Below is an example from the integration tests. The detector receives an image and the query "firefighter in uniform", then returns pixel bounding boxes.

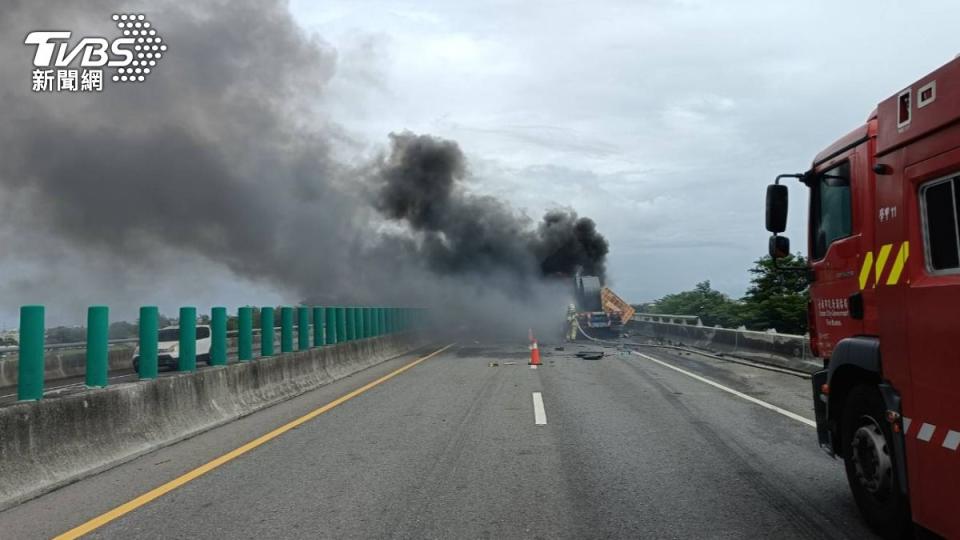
[566,303,578,341]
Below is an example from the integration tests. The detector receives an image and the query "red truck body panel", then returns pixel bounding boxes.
[809,57,960,537]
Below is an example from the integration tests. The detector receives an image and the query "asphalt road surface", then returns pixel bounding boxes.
[0,340,878,539]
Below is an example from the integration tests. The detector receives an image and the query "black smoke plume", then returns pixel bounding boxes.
[0,0,609,333]
[372,132,608,284]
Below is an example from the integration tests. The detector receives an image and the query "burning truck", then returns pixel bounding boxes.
[570,273,635,339]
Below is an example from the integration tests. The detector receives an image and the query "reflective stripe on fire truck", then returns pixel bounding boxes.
[874,244,893,286]
[902,417,960,451]
[944,431,960,451]
[857,241,910,289]
[886,241,909,285]
[858,251,874,290]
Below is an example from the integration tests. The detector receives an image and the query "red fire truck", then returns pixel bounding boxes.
[766,57,960,538]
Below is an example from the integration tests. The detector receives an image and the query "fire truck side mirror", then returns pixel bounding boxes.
[766,184,788,233]
[769,235,790,259]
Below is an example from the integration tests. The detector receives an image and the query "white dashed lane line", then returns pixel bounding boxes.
[532,392,547,425]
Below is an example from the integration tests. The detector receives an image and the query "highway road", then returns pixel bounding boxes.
[0,339,878,539]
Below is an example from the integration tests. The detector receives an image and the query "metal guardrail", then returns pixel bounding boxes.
[0,327,280,354]
[6,305,427,401]
[633,313,703,326]
[627,317,818,373]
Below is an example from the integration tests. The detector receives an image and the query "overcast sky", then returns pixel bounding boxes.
[289,0,960,302]
[2,0,959,328]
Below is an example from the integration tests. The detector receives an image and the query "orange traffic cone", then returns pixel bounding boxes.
[529,340,541,366]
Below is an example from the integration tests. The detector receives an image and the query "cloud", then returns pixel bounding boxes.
[4,0,960,327]
[294,0,960,302]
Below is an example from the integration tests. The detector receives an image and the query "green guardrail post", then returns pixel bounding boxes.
[359,307,366,338]
[356,307,363,339]
[179,307,197,372]
[261,307,274,356]
[298,306,310,350]
[18,305,45,401]
[238,306,253,361]
[372,307,380,337]
[281,307,294,353]
[86,305,109,388]
[313,307,324,347]
[211,306,227,366]
[138,306,159,379]
[324,307,336,345]
[355,307,363,340]
[335,307,345,344]
[347,307,354,340]
[385,307,392,334]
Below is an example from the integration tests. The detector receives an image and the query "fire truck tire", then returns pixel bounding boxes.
[840,385,911,539]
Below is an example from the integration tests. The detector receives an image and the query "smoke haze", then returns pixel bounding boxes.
[372,132,608,285]
[0,0,608,336]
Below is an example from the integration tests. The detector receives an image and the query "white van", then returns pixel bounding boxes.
[132,325,212,372]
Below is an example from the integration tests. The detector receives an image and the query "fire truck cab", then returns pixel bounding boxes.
[766,57,960,538]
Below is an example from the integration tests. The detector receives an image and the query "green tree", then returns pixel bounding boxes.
[649,280,743,328]
[45,326,86,344]
[740,253,809,335]
[108,321,138,339]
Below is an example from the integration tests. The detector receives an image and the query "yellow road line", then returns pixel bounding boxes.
[54,343,455,540]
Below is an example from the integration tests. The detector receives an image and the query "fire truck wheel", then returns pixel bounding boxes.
[840,385,911,539]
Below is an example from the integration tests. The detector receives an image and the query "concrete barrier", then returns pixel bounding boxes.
[0,332,428,511]
[627,319,821,374]
[0,330,306,388]
[0,346,136,388]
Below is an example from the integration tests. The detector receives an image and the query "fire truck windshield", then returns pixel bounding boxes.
[810,161,852,259]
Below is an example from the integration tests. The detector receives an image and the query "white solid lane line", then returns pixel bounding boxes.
[631,351,815,428]
[532,392,547,425]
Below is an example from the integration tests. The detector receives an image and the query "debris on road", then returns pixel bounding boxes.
[575,350,605,360]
